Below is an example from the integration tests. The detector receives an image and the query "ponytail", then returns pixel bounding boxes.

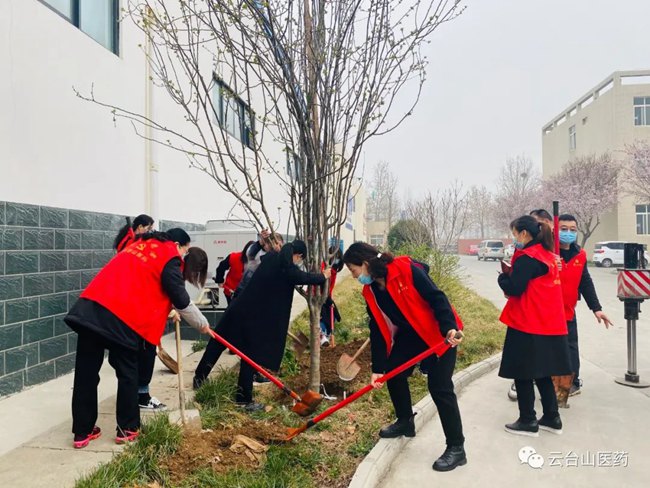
[510,215,554,252]
[113,217,133,251]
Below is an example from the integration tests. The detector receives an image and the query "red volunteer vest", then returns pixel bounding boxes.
[362,256,464,358]
[116,228,135,252]
[560,248,587,321]
[500,243,567,335]
[81,239,180,345]
[223,252,245,296]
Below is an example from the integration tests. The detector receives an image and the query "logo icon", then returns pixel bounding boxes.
[518,446,544,469]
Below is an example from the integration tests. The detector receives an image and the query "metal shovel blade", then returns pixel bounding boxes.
[337,353,361,382]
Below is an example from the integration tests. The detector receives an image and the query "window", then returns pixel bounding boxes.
[370,234,384,247]
[285,150,302,182]
[569,125,576,150]
[634,97,650,126]
[636,204,650,235]
[39,1,119,54]
[213,78,255,149]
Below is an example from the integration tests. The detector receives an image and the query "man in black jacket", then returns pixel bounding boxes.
[193,240,330,411]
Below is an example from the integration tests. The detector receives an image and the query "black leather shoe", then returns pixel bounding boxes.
[192,376,205,390]
[539,415,563,435]
[432,445,467,472]
[504,418,539,437]
[379,414,416,438]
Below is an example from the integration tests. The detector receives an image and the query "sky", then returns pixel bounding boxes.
[362,0,650,198]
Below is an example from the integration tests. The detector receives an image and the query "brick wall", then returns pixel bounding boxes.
[0,200,204,397]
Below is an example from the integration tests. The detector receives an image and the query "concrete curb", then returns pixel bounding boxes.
[348,352,503,488]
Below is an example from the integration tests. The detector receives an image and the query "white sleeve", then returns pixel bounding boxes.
[177,302,209,331]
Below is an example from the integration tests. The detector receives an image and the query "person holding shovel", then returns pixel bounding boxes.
[66,228,212,449]
[193,240,330,412]
[113,214,170,411]
[342,242,466,472]
[498,215,571,437]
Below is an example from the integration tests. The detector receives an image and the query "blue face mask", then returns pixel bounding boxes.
[559,230,577,245]
[514,241,525,250]
[357,274,373,285]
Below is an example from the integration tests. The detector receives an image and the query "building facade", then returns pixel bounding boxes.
[0,1,364,396]
[542,70,650,253]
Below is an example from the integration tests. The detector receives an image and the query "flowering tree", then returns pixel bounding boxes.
[542,154,620,248]
[623,141,650,203]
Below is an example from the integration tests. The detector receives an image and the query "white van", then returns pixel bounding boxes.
[477,240,505,261]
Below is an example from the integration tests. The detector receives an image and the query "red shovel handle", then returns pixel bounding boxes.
[206,329,301,403]
[553,201,560,255]
[307,335,459,427]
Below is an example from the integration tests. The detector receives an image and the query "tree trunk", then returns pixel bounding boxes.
[307,295,322,392]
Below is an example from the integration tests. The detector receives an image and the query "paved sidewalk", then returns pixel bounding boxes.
[377,257,650,487]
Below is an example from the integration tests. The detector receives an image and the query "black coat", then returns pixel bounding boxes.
[215,245,325,371]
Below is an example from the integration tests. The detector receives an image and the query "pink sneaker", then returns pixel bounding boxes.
[115,429,139,445]
[73,426,102,449]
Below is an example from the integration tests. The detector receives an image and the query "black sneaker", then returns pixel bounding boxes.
[236,402,266,413]
[139,396,167,411]
[432,445,467,472]
[379,413,416,438]
[539,415,563,435]
[192,376,205,390]
[504,419,539,437]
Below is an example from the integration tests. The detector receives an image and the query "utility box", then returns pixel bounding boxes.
[188,220,258,307]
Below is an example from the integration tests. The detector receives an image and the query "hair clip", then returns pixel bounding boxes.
[377,253,382,258]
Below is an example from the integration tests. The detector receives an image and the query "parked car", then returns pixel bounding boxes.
[504,244,515,260]
[478,240,505,261]
[468,244,479,256]
[593,241,649,268]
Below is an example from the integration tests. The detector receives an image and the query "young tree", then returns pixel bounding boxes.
[493,155,542,231]
[367,161,401,227]
[78,0,465,390]
[623,141,650,203]
[542,154,620,248]
[387,219,431,249]
[405,181,469,252]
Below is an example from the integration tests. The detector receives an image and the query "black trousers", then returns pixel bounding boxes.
[194,338,255,403]
[72,330,139,436]
[137,340,157,393]
[386,347,465,447]
[567,318,580,387]
[514,377,559,423]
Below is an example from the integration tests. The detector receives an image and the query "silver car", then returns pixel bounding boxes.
[478,240,505,261]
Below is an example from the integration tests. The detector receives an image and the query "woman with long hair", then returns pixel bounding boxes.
[65,228,211,448]
[342,242,466,472]
[113,214,155,252]
[498,215,571,437]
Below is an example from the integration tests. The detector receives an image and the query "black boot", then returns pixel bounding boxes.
[432,445,467,472]
[379,413,416,438]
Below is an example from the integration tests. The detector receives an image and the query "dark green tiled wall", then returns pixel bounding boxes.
[0,200,204,397]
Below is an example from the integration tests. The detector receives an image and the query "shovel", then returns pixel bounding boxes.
[286,330,465,441]
[157,344,179,374]
[287,331,309,356]
[174,316,187,425]
[206,329,322,416]
[336,338,370,381]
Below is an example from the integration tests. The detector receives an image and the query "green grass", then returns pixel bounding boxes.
[192,340,208,353]
[75,415,181,488]
[76,245,505,488]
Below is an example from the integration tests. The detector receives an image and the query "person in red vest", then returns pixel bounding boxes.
[214,241,255,306]
[558,214,613,396]
[498,215,571,437]
[113,214,155,252]
[65,228,211,449]
[113,214,170,411]
[342,242,466,472]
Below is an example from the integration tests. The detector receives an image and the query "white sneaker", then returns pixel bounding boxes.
[139,396,167,411]
[320,335,330,347]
